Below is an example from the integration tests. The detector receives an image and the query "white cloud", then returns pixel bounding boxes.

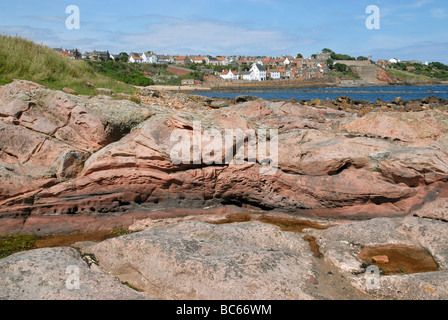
[22,15,66,23]
[431,8,448,18]
[406,0,432,8]
[117,16,309,55]
[365,38,448,63]
[0,25,63,43]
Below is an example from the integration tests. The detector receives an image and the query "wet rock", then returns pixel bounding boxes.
[393,97,404,105]
[307,216,448,299]
[234,95,258,103]
[372,255,389,264]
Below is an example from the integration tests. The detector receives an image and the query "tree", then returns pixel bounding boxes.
[430,62,448,71]
[74,48,81,59]
[331,52,355,60]
[187,63,198,71]
[334,63,348,73]
[180,71,202,81]
[119,52,129,62]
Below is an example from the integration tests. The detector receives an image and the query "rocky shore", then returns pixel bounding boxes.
[1,80,448,300]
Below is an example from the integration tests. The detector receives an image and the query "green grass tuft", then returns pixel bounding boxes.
[0,234,39,259]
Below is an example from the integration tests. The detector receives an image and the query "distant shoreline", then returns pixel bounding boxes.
[185,84,448,104]
[143,79,447,94]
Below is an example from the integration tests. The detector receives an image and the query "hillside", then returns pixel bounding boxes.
[0,35,136,95]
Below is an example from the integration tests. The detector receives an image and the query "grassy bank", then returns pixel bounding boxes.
[386,68,433,81]
[0,35,136,95]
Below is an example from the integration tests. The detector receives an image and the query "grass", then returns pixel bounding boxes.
[0,227,133,259]
[0,34,137,95]
[330,71,360,80]
[386,68,433,80]
[0,234,39,259]
[87,61,154,86]
[386,62,448,80]
[110,226,132,237]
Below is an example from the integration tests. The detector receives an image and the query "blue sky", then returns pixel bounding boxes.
[0,0,447,63]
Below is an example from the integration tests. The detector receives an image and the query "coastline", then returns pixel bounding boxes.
[142,77,446,95]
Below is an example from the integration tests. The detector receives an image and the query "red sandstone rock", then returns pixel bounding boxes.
[372,255,390,264]
[1,80,448,234]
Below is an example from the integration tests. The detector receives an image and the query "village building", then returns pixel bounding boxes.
[175,56,193,65]
[238,71,252,81]
[377,59,389,68]
[217,57,228,65]
[250,63,267,81]
[157,55,172,64]
[129,52,144,63]
[269,69,281,79]
[207,57,220,66]
[219,69,238,80]
[192,57,207,64]
[181,79,196,86]
[141,52,158,63]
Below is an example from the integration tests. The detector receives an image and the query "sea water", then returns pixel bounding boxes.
[191,85,448,102]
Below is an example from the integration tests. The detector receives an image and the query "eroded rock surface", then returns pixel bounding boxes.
[85,220,316,300]
[0,246,150,300]
[307,216,448,299]
[1,80,448,235]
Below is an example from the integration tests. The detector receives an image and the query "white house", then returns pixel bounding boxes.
[238,71,251,80]
[141,52,158,63]
[250,63,266,81]
[157,55,172,64]
[217,57,228,66]
[219,69,238,80]
[192,57,207,64]
[269,69,281,79]
[129,53,144,63]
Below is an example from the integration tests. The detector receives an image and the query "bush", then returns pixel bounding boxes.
[330,52,356,61]
[334,63,348,73]
[180,71,203,81]
[88,61,154,86]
